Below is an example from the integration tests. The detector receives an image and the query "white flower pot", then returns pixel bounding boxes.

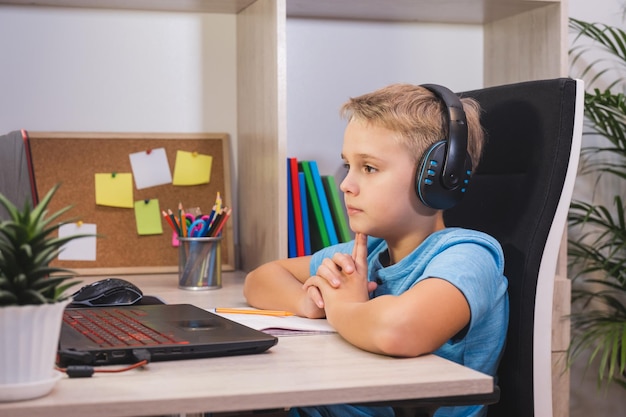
[0,300,69,401]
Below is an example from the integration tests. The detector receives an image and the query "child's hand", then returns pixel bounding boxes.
[303,233,375,308]
[298,286,327,318]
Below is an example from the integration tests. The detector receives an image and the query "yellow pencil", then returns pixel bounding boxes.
[215,308,293,317]
[215,191,222,213]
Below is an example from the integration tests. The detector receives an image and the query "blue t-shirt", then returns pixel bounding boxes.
[290,228,509,417]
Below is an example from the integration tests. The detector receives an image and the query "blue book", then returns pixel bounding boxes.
[309,160,339,245]
[287,158,296,258]
[299,172,312,255]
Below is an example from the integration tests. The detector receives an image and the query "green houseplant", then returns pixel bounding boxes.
[0,184,90,401]
[567,17,626,389]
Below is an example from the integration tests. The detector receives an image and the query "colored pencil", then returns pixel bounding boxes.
[215,191,222,213]
[162,210,179,234]
[214,308,293,317]
[210,207,231,237]
[178,202,186,237]
[167,209,181,235]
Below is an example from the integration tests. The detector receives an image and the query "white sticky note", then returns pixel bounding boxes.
[129,148,173,190]
[58,223,97,261]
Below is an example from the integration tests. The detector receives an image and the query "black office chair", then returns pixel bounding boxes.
[360,78,582,417]
[0,129,39,220]
[444,78,583,417]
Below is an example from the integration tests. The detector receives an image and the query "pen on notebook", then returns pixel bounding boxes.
[214,308,294,317]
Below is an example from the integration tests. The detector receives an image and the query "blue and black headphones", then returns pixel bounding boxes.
[415,84,472,210]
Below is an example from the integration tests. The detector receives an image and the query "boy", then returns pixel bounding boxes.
[243,83,509,417]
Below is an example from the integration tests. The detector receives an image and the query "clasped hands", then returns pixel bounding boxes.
[302,233,378,316]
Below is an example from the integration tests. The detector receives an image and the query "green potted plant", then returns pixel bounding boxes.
[0,184,91,401]
[567,17,626,389]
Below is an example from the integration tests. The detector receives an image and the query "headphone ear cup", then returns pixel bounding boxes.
[416,141,471,210]
[418,83,472,210]
[416,141,446,208]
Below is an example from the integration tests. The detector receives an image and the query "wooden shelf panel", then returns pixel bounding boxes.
[0,0,257,14]
[1,0,560,24]
[287,0,558,25]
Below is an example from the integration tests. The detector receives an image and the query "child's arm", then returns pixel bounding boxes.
[304,233,470,357]
[243,255,326,318]
[324,279,470,357]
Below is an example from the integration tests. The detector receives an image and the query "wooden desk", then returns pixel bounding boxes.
[0,272,494,417]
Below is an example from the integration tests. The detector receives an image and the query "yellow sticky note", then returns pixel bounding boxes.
[95,173,134,208]
[134,199,163,236]
[173,150,213,186]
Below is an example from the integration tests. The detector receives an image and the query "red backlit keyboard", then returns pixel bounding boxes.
[64,309,187,348]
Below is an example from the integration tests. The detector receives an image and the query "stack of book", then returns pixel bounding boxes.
[287,157,352,257]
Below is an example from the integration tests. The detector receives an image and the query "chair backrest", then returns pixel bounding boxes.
[444,78,583,417]
[0,129,39,220]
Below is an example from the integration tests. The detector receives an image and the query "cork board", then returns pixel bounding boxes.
[26,132,235,276]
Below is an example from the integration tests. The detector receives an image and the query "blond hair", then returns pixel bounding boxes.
[340,83,485,169]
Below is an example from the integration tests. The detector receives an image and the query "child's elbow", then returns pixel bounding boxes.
[242,268,260,304]
[373,316,434,358]
[375,333,429,358]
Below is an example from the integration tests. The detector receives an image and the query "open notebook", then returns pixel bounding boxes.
[213,308,336,336]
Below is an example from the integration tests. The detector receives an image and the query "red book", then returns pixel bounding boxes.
[289,157,305,256]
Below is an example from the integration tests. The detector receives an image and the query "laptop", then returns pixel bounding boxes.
[58,304,278,366]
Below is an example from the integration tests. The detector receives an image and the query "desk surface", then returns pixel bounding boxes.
[0,272,494,417]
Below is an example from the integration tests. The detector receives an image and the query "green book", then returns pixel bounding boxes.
[299,161,330,251]
[322,175,352,243]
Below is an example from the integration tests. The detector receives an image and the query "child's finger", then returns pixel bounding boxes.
[307,286,325,308]
[303,276,328,308]
[351,233,359,259]
[352,232,368,268]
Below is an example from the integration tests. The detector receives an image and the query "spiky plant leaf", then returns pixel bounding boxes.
[0,184,95,306]
[0,290,18,305]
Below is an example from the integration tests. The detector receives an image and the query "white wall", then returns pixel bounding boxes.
[286,18,483,178]
[570,0,624,24]
[0,6,237,135]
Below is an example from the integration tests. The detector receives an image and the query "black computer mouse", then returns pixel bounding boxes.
[71,278,143,307]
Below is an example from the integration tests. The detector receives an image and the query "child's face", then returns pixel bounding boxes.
[340,119,424,239]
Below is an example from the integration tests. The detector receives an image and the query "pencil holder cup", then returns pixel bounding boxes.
[177,236,222,290]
